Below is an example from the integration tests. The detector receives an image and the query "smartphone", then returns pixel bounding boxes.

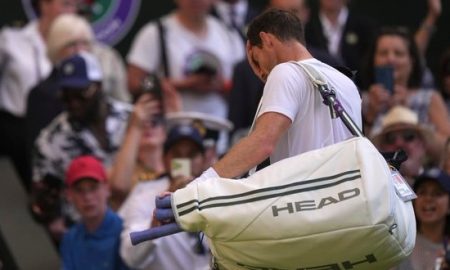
[142,73,163,101]
[141,74,165,122]
[374,65,394,94]
[170,158,191,178]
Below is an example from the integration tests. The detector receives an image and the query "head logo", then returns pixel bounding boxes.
[21,0,141,45]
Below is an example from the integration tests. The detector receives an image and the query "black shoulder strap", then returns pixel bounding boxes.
[156,18,169,78]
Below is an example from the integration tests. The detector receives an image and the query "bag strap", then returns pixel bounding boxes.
[156,18,169,78]
[295,61,364,137]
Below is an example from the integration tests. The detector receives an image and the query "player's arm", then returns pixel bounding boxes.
[212,111,291,178]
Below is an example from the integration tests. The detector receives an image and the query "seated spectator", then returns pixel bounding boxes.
[0,0,77,191]
[166,111,233,170]
[211,0,262,40]
[109,77,181,209]
[119,124,210,270]
[396,168,450,270]
[30,52,131,244]
[27,13,130,155]
[371,106,440,185]
[361,26,450,146]
[60,155,128,270]
[127,0,245,155]
[304,0,377,86]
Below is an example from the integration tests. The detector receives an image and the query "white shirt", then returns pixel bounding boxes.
[257,58,362,164]
[319,7,349,57]
[127,13,245,153]
[118,177,211,270]
[0,21,52,116]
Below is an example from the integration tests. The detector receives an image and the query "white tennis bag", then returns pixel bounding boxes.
[171,63,416,270]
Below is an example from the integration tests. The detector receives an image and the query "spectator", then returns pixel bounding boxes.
[304,0,377,85]
[126,0,245,154]
[371,106,440,185]
[109,84,181,209]
[0,0,77,191]
[165,111,234,170]
[60,155,128,270]
[362,26,450,146]
[396,168,450,270]
[26,14,130,171]
[211,0,262,40]
[30,52,131,244]
[119,124,210,270]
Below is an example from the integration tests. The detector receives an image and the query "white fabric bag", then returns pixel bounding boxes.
[171,62,416,270]
[172,137,415,270]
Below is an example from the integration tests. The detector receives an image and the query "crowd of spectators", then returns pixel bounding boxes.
[1,0,450,269]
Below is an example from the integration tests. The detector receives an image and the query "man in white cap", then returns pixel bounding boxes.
[371,105,440,185]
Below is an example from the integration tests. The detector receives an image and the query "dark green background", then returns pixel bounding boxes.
[0,0,449,81]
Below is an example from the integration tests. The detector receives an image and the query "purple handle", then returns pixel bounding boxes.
[155,195,172,209]
[130,222,182,245]
[155,208,175,221]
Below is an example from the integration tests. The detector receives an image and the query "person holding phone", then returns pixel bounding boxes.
[109,79,181,210]
[118,123,210,270]
[361,27,450,148]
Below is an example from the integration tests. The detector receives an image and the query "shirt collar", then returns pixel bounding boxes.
[82,208,117,238]
[319,6,349,32]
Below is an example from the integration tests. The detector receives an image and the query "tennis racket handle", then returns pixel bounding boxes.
[130,222,182,245]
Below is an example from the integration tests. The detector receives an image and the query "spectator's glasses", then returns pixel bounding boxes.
[383,129,419,145]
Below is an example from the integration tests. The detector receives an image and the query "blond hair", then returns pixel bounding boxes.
[46,14,94,64]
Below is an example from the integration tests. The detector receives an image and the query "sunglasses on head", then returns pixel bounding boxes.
[383,129,419,145]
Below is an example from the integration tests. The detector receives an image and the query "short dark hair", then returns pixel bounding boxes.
[246,8,306,47]
[362,26,423,89]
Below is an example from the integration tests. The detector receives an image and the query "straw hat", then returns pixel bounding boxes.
[370,106,434,148]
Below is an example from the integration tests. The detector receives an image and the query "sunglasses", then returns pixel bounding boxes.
[383,129,419,145]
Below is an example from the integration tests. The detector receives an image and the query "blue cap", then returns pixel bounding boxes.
[58,51,102,89]
[164,124,204,153]
[414,168,450,193]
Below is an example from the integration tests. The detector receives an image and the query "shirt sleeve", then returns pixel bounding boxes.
[118,183,163,268]
[257,63,307,122]
[126,22,160,73]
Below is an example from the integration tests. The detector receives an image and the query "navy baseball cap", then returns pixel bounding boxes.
[58,51,102,89]
[413,168,450,193]
[164,124,205,153]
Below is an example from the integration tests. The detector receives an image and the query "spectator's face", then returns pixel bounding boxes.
[374,35,412,86]
[414,180,449,226]
[61,83,100,123]
[67,179,109,221]
[164,139,205,178]
[379,127,426,179]
[140,120,166,148]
